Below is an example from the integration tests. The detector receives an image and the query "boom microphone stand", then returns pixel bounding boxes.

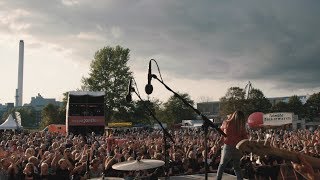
[130,86,175,179]
[150,74,227,180]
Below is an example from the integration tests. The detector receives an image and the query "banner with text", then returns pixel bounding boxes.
[108,122,132,127]
[263,112,293,126]
[68,116,105,126]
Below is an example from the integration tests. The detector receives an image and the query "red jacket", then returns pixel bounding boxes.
[221,120,248,147]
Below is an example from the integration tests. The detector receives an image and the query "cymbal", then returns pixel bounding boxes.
[112,159,165,171]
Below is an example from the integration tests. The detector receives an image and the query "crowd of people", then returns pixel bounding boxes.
[0,118,320,179]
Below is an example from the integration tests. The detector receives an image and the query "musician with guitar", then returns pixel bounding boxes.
[236,136,320,180]
[291,154,320,180]
[216,110,248,180]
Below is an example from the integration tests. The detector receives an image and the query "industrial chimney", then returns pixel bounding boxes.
[15,40,24,107]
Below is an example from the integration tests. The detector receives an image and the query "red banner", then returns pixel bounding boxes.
[68,116,105,126]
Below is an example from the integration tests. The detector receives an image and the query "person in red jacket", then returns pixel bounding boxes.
[216,110,248,180]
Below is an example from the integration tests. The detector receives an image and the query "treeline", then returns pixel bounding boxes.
[219,87,320,122]
[1,45,319,128]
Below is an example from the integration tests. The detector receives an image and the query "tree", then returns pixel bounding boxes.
[245,88,272,115]
[270,101,289,113]
[39,93,67,129]
[15,107,37,128]
[161,93,195,124]
[40,104,64,129]
[81,45,133,122]
[287,95,304,117]
[131,98,162,125]
[1,110,14,123]
[58,92,68,123]
[304,92,320,121]
[219,87,246,117]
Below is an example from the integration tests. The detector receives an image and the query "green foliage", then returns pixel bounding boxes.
[15,107,37,127]
[219,87,271,117]
[270,101,289,112]
[40,103,65,129]
[81,45,133,122]
[131,99,161,125]
[1,105,15,123]
[287,95,304,117]
[219,87,246,117]
[304,92,320,121]
[2,107,48,128]
[245,88,272,115]
[0,110,13,123]
[161,93,195,124]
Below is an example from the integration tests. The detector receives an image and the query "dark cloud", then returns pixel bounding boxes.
[1,0,319,92]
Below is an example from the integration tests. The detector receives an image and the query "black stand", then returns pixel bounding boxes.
[131,88,175,179]
[151,74,227,180]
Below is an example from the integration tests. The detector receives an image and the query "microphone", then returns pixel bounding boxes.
[126,78,133,102]
[145,60,153,94]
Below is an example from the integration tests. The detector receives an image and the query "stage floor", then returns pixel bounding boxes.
[91,173,237,180]
[90,173,239,179]
[159,173,238,180]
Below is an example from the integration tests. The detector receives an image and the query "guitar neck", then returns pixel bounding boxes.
[236,139,320,169]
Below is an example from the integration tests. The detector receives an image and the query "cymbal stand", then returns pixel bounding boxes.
[151,74,227,180]
[131,87,175,179]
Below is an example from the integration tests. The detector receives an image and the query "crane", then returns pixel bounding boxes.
[244,81,253,99]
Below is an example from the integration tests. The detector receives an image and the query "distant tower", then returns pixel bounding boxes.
[244,81,253,99]
[15,40,24,107]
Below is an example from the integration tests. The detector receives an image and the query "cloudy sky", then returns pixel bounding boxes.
[1,0,319,105]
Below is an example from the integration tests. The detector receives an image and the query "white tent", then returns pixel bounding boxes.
[0,114,21,130]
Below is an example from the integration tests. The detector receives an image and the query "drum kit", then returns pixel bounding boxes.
[90,159,165,180]
[112,159,165,171]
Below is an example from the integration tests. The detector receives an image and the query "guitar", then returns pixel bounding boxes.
[236,139,320,169]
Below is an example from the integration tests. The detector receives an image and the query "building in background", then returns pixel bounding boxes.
[27,93,62,110]
[196,101,221,122]
[24,93,62,126]
[1,94,62,126]
[267,95,309,106]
